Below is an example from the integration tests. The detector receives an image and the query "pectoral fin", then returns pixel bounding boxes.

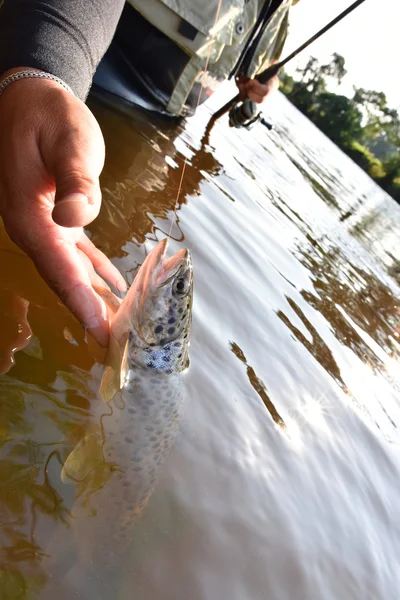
[94,282,130,403]
[100,365,121,403]
[61,425,103,484]
[100,334,129,403]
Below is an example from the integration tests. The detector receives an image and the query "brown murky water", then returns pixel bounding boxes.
[1,84,400,599]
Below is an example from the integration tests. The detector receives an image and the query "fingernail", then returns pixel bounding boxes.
[82,297,109,347]
[53,194,98,227]
[115,279,127,293]
[58,193,89,205]
[81,295,109,347]
[85,325,110,348]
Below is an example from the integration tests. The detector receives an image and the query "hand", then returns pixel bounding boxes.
[236,73,279,104]
[0,68,126,347]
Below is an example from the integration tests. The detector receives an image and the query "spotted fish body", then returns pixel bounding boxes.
[61,239,193,566]
[100,238,192,401]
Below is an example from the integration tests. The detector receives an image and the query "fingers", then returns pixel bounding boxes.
[77,248,113,292]
[247,90,266,103]
[246,79,273,103]
[77,234,127,292]
[237,75,280,104]
[30,236,111,347]
[235,75,249,101]
[0,78,112,345]
[40,90,106,229]
[52,188,102,229]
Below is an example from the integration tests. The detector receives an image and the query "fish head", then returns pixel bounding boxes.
[131,239,193,370]
[99,239,193,402]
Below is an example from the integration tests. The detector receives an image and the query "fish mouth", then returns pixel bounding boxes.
[134,239,191,293]
[149,239,191,284]
[160,247,191,282]
[150,237,169,264]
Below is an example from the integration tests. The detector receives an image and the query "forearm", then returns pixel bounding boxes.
[0,0,126,100]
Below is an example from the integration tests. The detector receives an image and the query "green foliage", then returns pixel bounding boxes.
[288,84,316,114]
[296,52,347,93]
[279,71,295,96]
[311,93,363,147]
[381,153,400,179]
[346,142,386,178]
[366,134,396,160]
[279,55,400,203]
[352,87,400,155]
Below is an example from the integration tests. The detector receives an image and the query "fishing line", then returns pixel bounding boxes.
[167,0,224,240]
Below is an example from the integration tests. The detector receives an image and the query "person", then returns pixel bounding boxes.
[0,0,299,347]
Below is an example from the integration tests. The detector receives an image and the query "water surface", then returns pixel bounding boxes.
[1,85,400,599]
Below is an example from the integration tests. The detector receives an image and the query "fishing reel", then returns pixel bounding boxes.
[228,99,273,131]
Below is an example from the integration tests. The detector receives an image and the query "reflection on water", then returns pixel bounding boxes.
[0,289,32,376]
[88,99,222,257]
[1,86,400,599]
[277,295,348,391]
[230,341,286,429]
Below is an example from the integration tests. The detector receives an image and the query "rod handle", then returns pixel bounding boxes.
[256,62,282,84]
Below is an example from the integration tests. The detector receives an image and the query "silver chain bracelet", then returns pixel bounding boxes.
[0,70,74,98]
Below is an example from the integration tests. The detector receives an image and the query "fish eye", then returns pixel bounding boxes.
[174,278,186,294]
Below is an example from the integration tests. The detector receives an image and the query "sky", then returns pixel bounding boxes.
[283,0,400,109]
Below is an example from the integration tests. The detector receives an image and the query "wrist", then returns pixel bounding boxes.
[0,67,74,99]
[0,66,41,81]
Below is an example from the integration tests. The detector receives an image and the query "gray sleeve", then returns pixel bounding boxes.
[0,0,126,100]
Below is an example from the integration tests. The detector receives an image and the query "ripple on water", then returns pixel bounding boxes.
[0,87,400,599]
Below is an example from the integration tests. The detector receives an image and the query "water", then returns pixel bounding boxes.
[1,84,400,600]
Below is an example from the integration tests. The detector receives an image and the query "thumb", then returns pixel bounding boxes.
[43,98,105,228]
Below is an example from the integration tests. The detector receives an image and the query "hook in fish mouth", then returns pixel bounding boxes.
[144,239,192,284]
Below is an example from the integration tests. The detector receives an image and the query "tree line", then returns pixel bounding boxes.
[279,54,400,203]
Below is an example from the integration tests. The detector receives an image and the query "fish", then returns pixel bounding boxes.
[60,239,193,567]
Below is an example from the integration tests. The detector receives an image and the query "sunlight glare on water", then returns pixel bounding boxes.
[0,82,400,599]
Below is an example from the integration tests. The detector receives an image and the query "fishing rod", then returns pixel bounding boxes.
[210,0,367,131]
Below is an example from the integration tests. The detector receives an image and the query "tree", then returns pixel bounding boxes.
[353,87,400,143]
[280,52,400,203]
[278,70,295,95]
[295,53,347,95]
[296,56,319,84]
[310,92,363,148]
